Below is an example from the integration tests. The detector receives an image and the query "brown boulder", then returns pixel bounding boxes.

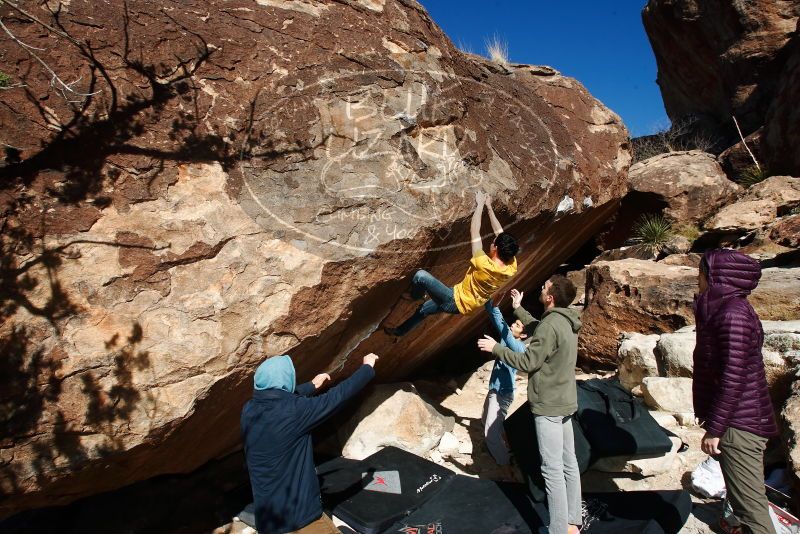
[0,0,630,517]
[705,176,800,233]
[580,260,697,366]
[642,0,800,135]
[718,129,764,180]
[770,215,800,248]
[628,151,738,225]
[580,259,800,365]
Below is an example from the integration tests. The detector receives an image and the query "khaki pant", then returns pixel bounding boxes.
[719,427,776,534]
[287,514,339,534]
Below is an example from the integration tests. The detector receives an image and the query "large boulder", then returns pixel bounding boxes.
[338,383,454,460]
[642,0,800,136]
[770,215,800,248]
[652,322,800,403]
[749,268,800,322]
[627,151,738,225]
[0,0,630,517]
[705,176,800,233]
[581,260,800,365]
[579,260,697,366]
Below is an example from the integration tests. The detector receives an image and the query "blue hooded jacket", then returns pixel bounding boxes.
[241,356,375,533]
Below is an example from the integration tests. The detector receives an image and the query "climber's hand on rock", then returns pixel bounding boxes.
[311,373,331,389]
[475,190,486,208]
[477,334,497,353]
[363,353,379,367]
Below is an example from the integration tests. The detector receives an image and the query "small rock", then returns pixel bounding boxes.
[655,329,695,377]
[641,376,694,414]
[618,332,660,391]
[675,412,697,427]
[437,432,459,454]
[650,410,678,429]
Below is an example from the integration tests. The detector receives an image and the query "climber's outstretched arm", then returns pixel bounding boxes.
[471,191,486,256]
[485,195,503,236]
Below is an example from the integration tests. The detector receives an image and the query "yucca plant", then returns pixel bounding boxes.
[736,165,769,188]
[632,213,673,253]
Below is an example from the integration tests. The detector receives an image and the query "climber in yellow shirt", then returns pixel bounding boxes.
[384,191,518,337]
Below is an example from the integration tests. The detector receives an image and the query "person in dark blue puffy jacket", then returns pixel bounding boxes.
[241,353,378,533]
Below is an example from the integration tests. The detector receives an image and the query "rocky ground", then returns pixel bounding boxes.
[219,361,719,533]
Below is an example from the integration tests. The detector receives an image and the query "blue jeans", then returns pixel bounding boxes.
[393,270,459,336]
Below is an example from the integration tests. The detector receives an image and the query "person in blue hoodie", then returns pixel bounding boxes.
[241,353,378,534]
[483,288,534,466]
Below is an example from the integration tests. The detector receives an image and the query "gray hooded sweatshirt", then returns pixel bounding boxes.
[492,306,582,416]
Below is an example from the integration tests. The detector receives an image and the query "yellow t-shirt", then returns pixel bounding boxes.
[453,250,517,314]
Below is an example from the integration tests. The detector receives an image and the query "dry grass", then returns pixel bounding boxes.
[673,223,701,243]
[485,35,509,65]
[631,116,722,163]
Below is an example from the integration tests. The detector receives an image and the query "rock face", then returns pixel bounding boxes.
[642,0,800,136]
[618,333,660,392]
[628,151,738,225]
[338,383,453,460]
[580,260,697,366]
[581,259,800,365]
[641,377,694,415]
[706,176,800,233]
[770,215,800,248]
[783,377,800,486]
[0,0,630,517]
[655,328,696,378]
[624,322,800,405]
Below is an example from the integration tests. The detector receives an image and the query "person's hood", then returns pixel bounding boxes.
[254,354,295,393]
[695,249,761,326]
[703,248,761,293]
[543,307,582,333]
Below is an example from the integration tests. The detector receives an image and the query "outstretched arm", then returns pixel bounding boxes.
[471,191,486,256]
[485,195,503,236]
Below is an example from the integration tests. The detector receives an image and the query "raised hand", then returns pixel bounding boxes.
[311,373,331,389]
[477,334,498,353]
[510,288,524,309]
[485,194,492,208]
[362,353,379,367]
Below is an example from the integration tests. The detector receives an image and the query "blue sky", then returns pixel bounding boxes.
[419,0,668,137]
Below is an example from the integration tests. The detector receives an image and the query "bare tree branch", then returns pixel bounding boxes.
[0,17,100,102]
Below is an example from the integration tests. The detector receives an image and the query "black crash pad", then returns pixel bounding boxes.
[318,446,455,534]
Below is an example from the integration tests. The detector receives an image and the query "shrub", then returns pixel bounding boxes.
[0,72,11,88]
[632,213,673,252]
[736,165,770,188]
[485,36,509,66]
[631,116,722,163]
[673,223,701,242]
